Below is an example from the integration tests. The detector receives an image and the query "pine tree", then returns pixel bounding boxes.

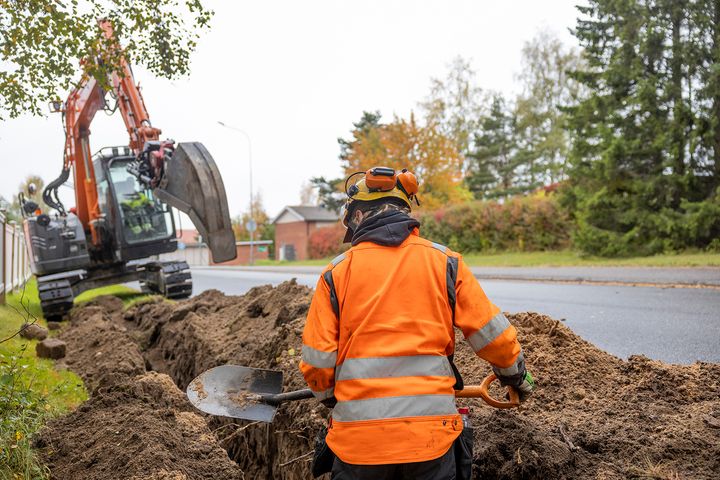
[466,94,520,198]
[566,0,720,256]
[515,30,584,188]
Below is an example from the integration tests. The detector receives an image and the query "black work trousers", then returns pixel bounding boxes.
[330,444,456,480]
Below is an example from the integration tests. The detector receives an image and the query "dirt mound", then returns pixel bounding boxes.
[457,313,720,479]
[57,301,146,392]
[37,372,243,480]
[42,283,720,480]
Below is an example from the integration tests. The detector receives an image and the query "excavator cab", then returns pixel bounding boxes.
[94,147,178,262]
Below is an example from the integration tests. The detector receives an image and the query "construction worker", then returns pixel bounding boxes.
[300,167,534,480]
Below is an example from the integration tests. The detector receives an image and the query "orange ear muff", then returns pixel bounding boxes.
[397,169,419,196]
[365,167,396,191]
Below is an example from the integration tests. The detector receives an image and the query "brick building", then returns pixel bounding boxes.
[164,229,273,265]
[211,240,273,265]
[272,206,339,261]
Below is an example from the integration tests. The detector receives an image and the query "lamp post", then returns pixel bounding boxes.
[217,121,255,265]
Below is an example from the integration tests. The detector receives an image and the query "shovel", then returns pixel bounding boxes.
[187,365,520,423]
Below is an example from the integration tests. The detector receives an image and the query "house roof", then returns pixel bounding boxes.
[272,205,339,224]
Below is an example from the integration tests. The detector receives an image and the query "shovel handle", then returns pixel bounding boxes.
[454,373,520,409]
[261,388,314,405]
[263,375,520,409]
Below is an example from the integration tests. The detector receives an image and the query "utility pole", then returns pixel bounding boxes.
[217,121,255,265]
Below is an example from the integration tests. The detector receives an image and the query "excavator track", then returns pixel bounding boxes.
[37,277,75,322]
[141,261,193,300]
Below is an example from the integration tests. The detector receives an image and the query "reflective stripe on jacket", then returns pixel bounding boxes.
[299,229,522,465]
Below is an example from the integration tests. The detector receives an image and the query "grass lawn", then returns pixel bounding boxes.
[255,250,720,268]
[461,250,720,267]
[75,283,160,308]
[0,280,153,480]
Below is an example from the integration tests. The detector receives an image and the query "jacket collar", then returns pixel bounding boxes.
[349,210,421,247]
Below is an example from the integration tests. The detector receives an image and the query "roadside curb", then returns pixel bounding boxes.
[193,266,720,289]
[472,275,720,290]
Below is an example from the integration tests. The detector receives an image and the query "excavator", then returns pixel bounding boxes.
[20,20,237,321]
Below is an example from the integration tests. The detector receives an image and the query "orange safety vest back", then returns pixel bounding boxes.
[299,229,522,465]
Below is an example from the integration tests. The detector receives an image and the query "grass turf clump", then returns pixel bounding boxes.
[0,281,89,480]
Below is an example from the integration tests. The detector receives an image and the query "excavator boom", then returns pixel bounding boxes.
[24,19,238,320]
[43,19,236,264]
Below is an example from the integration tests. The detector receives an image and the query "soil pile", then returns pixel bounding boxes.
[39,282,720,480]
[38,372,243,480]
[57,296,145,391]
[454,312,720,479]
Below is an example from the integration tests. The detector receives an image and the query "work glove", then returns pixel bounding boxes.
[320,396,337,409]
[495,367,535,402]
[515,370,535,402]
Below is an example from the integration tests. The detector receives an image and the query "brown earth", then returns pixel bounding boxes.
[37,372,243,480]
[38,281,720,480]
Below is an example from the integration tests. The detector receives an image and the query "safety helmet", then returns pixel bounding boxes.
[341,167,420,227]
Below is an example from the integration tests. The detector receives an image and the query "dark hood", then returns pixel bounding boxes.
[346,209,420,247]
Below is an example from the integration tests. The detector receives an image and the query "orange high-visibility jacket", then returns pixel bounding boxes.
[299,229,523,465]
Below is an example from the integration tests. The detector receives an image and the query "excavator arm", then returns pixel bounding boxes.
[44,20,236,263]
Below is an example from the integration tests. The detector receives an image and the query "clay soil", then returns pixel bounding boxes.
[37,281,720,480]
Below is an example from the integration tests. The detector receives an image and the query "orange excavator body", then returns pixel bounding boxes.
[22,19,236,321]
[62,20,163,245]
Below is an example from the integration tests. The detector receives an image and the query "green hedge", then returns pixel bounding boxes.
[572,191,720,257]
[418,195,572,253]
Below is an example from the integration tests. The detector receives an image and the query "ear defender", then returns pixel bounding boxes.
[342,166,421,217]
[396,169,418,196]
[396,169,420,206]
[365,167,397,192]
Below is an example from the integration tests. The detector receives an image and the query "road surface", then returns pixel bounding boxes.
[204,265,720,287]
[190,267,720,365]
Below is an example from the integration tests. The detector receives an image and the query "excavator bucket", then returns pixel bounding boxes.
[155,142,237,263]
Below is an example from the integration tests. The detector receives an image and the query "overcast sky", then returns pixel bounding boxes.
[0,0,583,220]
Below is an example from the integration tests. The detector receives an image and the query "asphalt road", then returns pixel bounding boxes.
[190,268,720,365]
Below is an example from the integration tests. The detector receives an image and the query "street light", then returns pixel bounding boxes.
[217,121,255,266]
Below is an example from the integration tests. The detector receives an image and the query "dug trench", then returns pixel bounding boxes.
[36,281,720,479]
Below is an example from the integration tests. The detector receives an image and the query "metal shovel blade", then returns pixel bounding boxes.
[186,365,283,422]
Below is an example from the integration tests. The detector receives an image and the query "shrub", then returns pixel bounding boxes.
[308,222,346,259]
[571,188,720,257]
[418,195,572,253]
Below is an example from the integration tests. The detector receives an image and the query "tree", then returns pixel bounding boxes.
[565,0,720,256]
[309,177,345,213]
[0,195,18,221]
[420,56,488,161]
[689,0,720,192]
[466,94,521,198]
[0,1,213,118]
[299,181,318,206]
[9,174,45,219]
[232,193,272,242]
[338,111,383,171]
[339,112,471,210]
[514,30,584,186]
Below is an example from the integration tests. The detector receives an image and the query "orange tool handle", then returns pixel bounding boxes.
[454,373,521,409]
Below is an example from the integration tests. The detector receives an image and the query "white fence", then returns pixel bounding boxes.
[160,244,210,266]
[1,213,32,304]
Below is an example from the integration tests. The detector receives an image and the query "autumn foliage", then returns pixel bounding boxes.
[306,195,570,259]
[308,222,346,259]
[340,112,472,210]
[418,194,571,253]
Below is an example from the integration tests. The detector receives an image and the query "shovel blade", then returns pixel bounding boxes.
[186,365,283,422]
